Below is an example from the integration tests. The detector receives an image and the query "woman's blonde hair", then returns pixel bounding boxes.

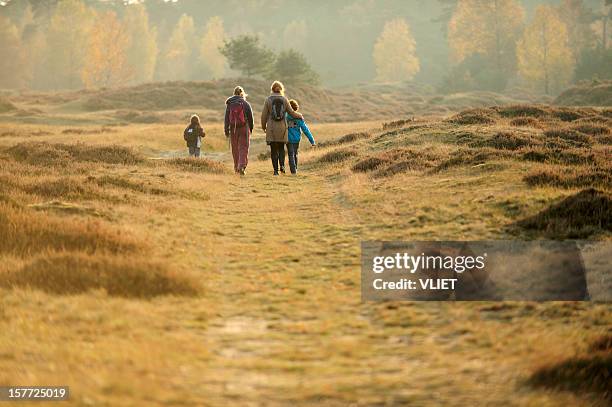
[234,86,247,97]
[271,81,284,95]
[190,114,200,126]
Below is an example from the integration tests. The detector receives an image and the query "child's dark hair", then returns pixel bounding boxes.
[190,114,201,126]
[289,99,299,111]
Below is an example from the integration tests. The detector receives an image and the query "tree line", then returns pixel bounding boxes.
[0,0,610,95]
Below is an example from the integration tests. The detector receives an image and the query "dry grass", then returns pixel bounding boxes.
[166,157,227,173]
[528,333,612,400]
[524,167,611,189]
[0,203,141,256]
[448,108,497,125]
[0,103,610,405]
[313,147,358,164]
[0,253,200,298]
[509,117,542,127]
[5,142,144,165]
[514,188,611,238]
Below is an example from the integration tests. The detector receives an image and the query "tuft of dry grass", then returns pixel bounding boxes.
[314,148,358,164]
[337,132,371,144]
[524,167,611,189]
[165,157,227,174]
[469,131,537,150]
[509,117,542,128]
[515,188,611,238]
[382,119,414,130]
[88,175,168,195]
[495,104,549,118]
[0,203,141,256]
[433,148,510,173]
[0,253,200,298]
[520,147,598,166]
[448,108,497,125]
[5,142,144,166]
[543,128,594,147]
[570,122,611,136]
[528,333,612,400]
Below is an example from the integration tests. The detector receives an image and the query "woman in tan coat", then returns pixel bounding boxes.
[261,81,303,175]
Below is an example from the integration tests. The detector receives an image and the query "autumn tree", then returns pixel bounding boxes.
[448,0,525,90]
[268,49,320,85]
[82,11,132,88]
[199,16,226,79]
[517,5,575,95]
[220,35,275,78]
[557,0,597,63]
[373,18,420,82]
[124,4,157,83]
[0,15,24,88]
[46,0,94,89]
[160,14,195,80]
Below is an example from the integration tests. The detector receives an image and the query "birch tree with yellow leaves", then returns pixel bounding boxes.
[373,18,420,82]
[82,11,132,88]
[448,0,525,90]
[199,16,226,79]
[517,5,575,95]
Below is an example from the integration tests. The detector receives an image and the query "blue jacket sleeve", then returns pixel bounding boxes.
[299,120,315,144]
[224,104,230,136]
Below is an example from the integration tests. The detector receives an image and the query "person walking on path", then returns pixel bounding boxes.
[225,86,254,175]
[260,81,303,176]
[184,114,206,158]
[285,99,316,174]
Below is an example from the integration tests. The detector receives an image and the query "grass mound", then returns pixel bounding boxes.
[433,148,510,172]
[5,143,144,166]
[543,128,594,147]
[23,177,101,200]
[523,167,611,189]
[0,96,17,113]
[516,189,611,238]
[88,175,168,195]
[509,117,541,127]
[338,132,371,144]
[0,203,141,256]
[166,157,227,174]
[314,148,358,164]
[570,122,610,136]
[382,119,414,130]
[528,335,611,400]
[448,108,497,125]
[520,148,597,166]
[494,104,549,118]
[554,80,612,106]
[469,132,537,150]
[352,157,386,173]
[0,253,200,298]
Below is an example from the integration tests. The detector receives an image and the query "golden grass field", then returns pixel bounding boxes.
[0,101,611,406]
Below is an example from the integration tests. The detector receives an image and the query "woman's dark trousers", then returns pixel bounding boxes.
[270,142,285,174]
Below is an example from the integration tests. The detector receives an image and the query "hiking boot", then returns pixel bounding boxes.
[273,171,279,176]
[239,168,246,176]
[280,166,286,174]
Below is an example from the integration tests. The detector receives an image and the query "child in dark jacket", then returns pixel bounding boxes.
[184,114,205,157]
[285,99,315,174]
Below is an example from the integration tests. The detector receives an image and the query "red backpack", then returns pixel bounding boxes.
[229,101,246,130]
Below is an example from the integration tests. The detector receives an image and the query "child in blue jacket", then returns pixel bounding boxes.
[285,99,315,174]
